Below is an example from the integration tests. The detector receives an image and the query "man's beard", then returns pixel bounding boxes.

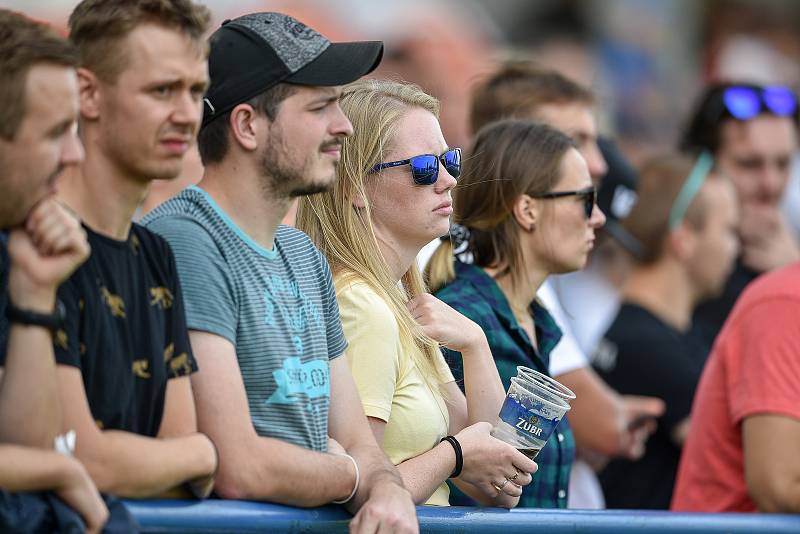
[258,138,336,199]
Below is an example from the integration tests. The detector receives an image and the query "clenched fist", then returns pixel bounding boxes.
[8,196,89,310]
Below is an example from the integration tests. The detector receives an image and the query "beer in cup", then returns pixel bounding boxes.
[491,372,572,460]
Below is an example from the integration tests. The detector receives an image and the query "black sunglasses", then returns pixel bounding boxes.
[369,148,461,185]
[533,187,598,218]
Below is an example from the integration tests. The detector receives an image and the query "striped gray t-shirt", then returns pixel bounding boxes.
[142,186,346,452]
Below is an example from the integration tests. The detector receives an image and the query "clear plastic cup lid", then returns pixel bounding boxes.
[516,365,576,400]
[509,376,571,413]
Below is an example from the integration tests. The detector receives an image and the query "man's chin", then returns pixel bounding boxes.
[141,159,184,182]
[288,172,336,198]
[289,182,333,197]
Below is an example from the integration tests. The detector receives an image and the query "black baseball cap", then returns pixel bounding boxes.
[596,137,643,258]
[201,12,384,128]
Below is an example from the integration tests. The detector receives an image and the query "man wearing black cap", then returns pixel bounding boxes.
[143,12,417,531]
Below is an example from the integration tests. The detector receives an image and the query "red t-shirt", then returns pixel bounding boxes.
[671,263,800,512]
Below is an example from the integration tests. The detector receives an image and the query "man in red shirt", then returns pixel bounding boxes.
[671,261,800,512]
[672,82,800,513]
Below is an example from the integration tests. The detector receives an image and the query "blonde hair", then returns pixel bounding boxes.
[296,79,447,393]
[426,119,575,293]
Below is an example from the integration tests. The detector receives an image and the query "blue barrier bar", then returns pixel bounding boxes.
[124,499,800,534]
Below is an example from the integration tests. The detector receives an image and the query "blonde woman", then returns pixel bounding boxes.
[297,80,536,507]
[426,119,606,508]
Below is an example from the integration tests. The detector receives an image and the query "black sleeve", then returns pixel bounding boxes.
[162,242,198,379]
[53,277,83,369]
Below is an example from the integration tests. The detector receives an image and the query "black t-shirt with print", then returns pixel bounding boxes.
[54,223,197,437]
[592,303,705,510]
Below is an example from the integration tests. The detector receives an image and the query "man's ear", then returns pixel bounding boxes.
[229,103,259,152]
[512,193,538,232]
[667,223,698,261]
[77,68,100,120]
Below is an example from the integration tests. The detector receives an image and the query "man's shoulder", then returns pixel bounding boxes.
[607,303,671,340]
[736,262,800,308]
[129,222,172,255]
[607,304,683,357]
[274,225,326,266]
[141,188,215,232]
[275,224,316,251]
[712,262,800,351]
[141,189,221,247]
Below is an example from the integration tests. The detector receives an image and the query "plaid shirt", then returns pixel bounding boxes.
[436,261,575,509]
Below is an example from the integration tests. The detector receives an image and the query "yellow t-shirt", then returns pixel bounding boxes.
[335,279,454,506]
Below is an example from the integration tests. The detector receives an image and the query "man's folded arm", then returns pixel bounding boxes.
[187,330,357,505]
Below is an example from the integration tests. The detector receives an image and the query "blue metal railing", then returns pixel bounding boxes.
[124,499,800,534]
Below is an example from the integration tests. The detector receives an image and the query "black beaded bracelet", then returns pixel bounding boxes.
[439,435,463,478]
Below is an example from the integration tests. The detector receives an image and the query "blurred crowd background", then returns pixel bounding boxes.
[9,0,800,149]
[7,0,800,222]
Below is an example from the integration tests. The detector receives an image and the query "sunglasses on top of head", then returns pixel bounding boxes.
[369,148,462,185]
[533,187,598,219]
[720,85,798,121]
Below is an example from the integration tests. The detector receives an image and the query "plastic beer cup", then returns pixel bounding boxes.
[491,375,571,460]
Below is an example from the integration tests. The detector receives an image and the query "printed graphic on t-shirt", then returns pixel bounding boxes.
[149,287,173,309]
[262,274,329,415]
[100,286,126,318]
[266,356,329,413]
[51,224,197,437]
[132,359,151,379]
[169,352,192,377]
[55,329,69,350]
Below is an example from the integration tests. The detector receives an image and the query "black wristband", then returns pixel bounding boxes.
[440,435,463,478]
[6,299,66,332]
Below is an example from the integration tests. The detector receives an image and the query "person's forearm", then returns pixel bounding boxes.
[460,338,506,425]
[76,431,215,498]
[557,367,624,455]
[0,289,62,446]
[214,435,358,506]
[743,414,800,513]
[0,444,80,491]
[751,475,800,513]
[379,441,453,505]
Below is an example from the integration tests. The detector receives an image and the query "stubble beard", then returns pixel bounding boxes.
[258,138,335,200]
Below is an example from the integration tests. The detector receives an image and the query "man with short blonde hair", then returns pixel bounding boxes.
[53,0,218,500]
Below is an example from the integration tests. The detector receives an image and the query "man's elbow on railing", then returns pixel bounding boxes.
[748,476,800,514]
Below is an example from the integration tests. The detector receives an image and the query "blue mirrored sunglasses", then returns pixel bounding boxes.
[723,85,798,120]
[369,148,461,185]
